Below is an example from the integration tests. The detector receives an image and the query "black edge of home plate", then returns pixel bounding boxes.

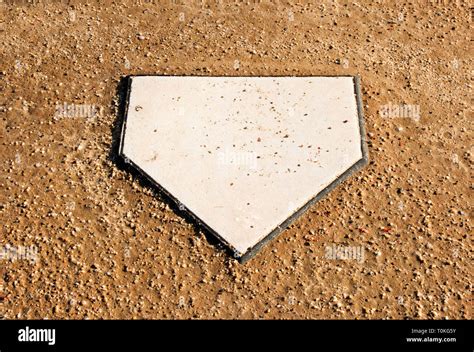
[117,75,369,264]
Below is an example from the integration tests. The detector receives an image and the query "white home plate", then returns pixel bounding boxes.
[119,76,368,262]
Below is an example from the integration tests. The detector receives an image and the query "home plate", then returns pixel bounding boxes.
[119,76,368,262]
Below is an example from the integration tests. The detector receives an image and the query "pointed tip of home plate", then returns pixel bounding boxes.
[119,75,368,262]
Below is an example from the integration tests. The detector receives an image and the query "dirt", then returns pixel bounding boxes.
[0,0,472,319]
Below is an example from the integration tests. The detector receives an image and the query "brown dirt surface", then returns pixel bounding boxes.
[0,0,472,319]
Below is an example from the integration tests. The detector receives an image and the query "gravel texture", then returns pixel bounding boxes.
[0,1,471,319]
